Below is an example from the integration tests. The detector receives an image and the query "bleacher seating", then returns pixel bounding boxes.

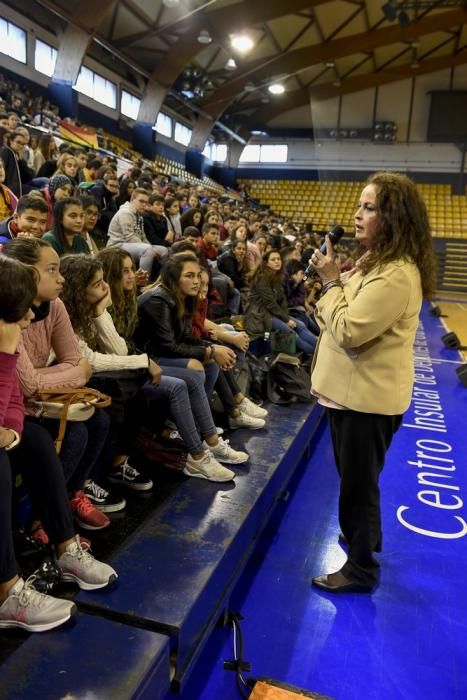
[238,178,467,238]
[0,403,325,697]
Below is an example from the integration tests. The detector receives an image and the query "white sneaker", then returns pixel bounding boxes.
[238,396,268,419]
[0,576,76,632]
[204,437,249,464]
[229,412,265,430]
[56,538,118,591]
[184,451,235,482]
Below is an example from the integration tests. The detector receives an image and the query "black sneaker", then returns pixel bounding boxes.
[107,459,153,491]
[83,480,126,513]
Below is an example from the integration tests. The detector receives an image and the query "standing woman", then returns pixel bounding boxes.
[43,197,90,256]
[309,172,437,593]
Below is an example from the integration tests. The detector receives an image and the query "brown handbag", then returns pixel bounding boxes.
[31,387,112,454]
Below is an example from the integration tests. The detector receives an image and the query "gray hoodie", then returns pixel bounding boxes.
[107,201,148,246]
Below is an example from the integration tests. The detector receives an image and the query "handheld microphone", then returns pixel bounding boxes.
[303,225,345,280]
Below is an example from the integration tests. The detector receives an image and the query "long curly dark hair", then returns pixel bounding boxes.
[97,248,137,342]
[360,172,437,298]
[59,254,102,350]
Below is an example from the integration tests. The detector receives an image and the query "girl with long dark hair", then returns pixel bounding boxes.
[136,254,249,467]
[244,249,317,354]
[43,197,90,256]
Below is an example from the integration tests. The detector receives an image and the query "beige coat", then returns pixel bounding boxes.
[311,259,422,415]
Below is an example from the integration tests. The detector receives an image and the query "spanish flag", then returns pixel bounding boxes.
[58,119,99,150]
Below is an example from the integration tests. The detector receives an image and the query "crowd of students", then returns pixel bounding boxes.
[0,75,361,635]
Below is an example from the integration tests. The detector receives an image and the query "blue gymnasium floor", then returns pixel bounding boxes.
[176,302,467,700]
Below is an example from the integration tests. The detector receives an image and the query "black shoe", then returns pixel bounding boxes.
[338,532,382,553]
[107,459,153,491]
[312,571,374,594]
[83,480,126,512]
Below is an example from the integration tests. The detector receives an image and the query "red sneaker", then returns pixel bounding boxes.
[69,491,110,531]
[30,522,49,546]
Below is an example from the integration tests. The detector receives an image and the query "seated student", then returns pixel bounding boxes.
[3,238,124,527]
[182,226,201,246]
[143,193,174,247]
[43,197,90,256]
[107,187,166,276]
[91,171,119,234]
[53,153,79,188]
[193,268,266,430]
[0,157,18,221]
[180,207,203,232]
[79,195,106,254]
[42,175,74,230]
[61,254,238,484]
[0,130,34,197]
[0,256,116,632]
[198,222,241,316]
[283,259,320,334]
[164,197,182,241]
[0,194,48,244]
[135,253,248,467]
[244,250,317,356]
[218,239,250,292]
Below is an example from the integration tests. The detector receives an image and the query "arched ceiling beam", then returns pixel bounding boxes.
[148,0,329,87]
[115,0,327,51]
[251,48,467,125]
[200,7,467,117]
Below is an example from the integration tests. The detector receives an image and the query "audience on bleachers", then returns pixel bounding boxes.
[0,70,370,631]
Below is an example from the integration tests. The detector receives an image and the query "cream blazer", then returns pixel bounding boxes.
[311,259,422,415]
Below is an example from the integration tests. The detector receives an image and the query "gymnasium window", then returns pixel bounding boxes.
[74,66,117,110]
[0,17,26,64]
[34,39,57,77]
[174,121,192,146]
[154,112,173,138]
[260,144,288,163]
[121,90,141,120]
[202,143,228,162]
[212,144,227,162]
[240,144,288,163]
[239,145,260,163]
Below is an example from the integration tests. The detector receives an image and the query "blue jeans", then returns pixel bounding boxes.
[271,317,317,354]
[142,371,216,456]
[158,357,219,397]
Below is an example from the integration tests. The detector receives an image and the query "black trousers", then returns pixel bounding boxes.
[327,408,402,586]
[1,422,75,584]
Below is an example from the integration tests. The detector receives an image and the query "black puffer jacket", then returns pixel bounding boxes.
[135,285,210,361]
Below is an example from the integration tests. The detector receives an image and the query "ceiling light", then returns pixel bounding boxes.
[231,34,254,53]
[198,29,212,44]
[225,58,237,70]
[268,83,285,95]
[325,61,336,68]
[162,0,181,7]
[244,82,256,92]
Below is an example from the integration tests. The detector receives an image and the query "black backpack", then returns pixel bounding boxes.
[267,354,313,404]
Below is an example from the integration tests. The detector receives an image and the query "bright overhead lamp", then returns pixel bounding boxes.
[268,83,285,95]
[162,0,181,7]
[231,34,254,53]
[198,29,212,44]
[225,58,237,70]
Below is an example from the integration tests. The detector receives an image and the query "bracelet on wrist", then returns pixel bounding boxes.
[321,279,343,296]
